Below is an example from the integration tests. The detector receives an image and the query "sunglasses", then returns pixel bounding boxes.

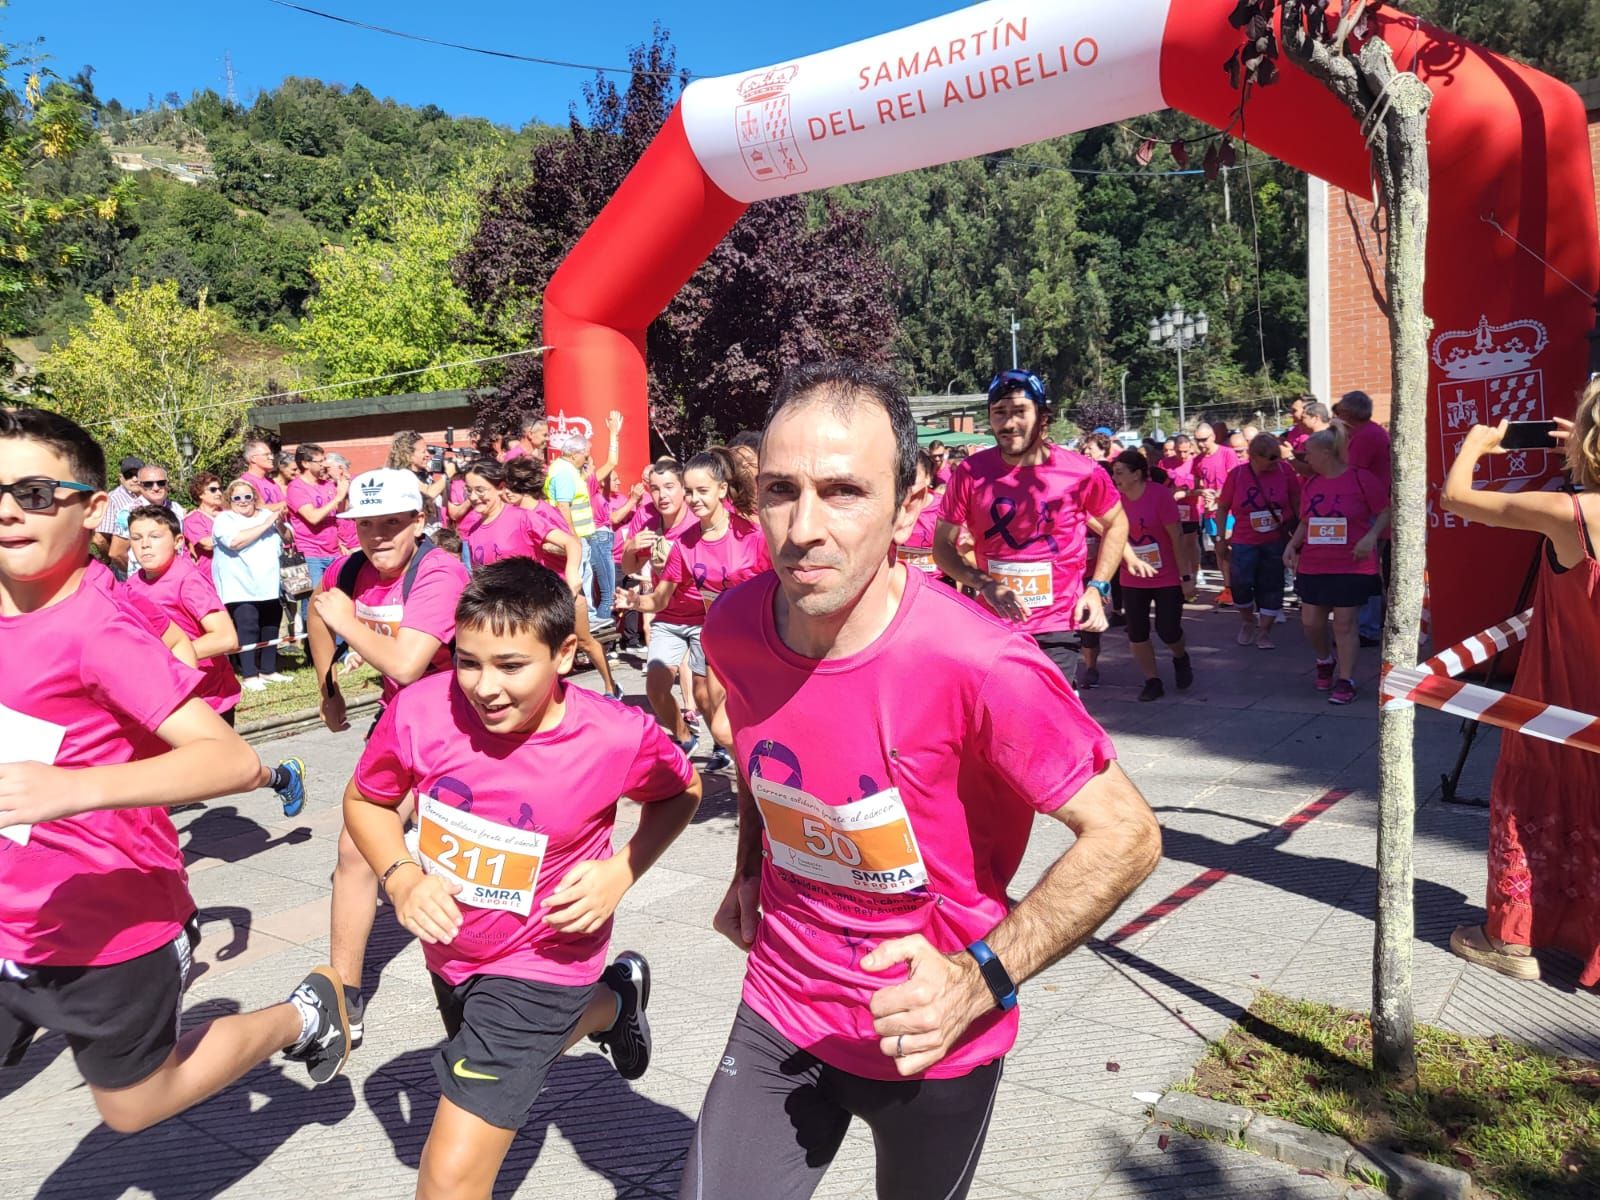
[1256,454,1281,463]
[204,484,223,493]
[142,479,169,488]
[229,494,256,503]
[0,476,96,512]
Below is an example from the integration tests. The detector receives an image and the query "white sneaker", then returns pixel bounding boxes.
[261,672,292,684]
[242,678,268,693]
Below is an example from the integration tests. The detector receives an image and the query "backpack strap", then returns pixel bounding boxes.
[397,536,456,658]
[335,550,369,599]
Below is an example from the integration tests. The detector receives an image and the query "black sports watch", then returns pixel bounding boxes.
[966,939,1018,1011]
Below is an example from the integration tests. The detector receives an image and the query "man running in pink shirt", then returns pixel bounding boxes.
[683,360,1161,1200]
[932,369,1129,687]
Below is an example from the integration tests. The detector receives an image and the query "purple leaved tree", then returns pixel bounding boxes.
[454,26,899,451]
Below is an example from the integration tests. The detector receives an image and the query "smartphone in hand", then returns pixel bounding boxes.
[1502,421,1558,451]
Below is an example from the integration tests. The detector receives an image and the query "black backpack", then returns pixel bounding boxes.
[324,537,449,696]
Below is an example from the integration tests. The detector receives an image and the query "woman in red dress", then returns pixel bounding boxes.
[1441,383,1600,986]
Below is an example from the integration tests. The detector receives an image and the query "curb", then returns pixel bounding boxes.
[238,695,382,746]
[1152,1092,1471,1199]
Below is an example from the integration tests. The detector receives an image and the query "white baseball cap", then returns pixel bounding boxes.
[338,468,424,519]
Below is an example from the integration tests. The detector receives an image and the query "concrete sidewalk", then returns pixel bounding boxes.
[5,596,1597,1199]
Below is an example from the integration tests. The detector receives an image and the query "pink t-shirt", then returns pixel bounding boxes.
[323,547,471,702]
[127,555,241,714]
[898,490,945,576]
[942,444,1119,634]
[354,675,693,986]
[85,558,169,638]
[245,471,285,511]
[1163,455,1199,522]
[586,473,612,527]
[1219,462,1301,547]
[440,477,468,532]
[337,514,361,552]
[183,509,215,560]
[1118,484,1183,590]
[0,579,202,967]
[1297,468,1390,576]
[618,504,697,568]
[459,504,544,569]
[660,516,772,622]
[1344,420,1392,486]
[1285,426,1312,456]
[704,567,1116,1080]
[287,477,340,556]
[1193,449,1236,515]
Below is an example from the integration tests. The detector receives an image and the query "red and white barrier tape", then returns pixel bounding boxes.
[1381,608,1600,754]
[234,633,301,653]
[1418,608,1533,678]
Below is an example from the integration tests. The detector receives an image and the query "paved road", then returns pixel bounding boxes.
[6,597,1597,1199]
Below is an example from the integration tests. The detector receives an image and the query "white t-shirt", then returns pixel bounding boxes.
[210,510,282,603]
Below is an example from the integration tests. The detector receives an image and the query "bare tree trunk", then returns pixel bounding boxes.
[1281,5,1432,1086]
[1367,43,1431,1086]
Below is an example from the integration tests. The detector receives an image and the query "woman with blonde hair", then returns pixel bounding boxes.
[1440,382,1600,986]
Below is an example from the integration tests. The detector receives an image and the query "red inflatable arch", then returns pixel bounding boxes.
[542,0,1598,648]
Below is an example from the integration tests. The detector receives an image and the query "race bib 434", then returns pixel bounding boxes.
[751,777,928,895]
[988,559,1053,610]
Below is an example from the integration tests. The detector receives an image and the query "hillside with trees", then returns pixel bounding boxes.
[11,1,1599,455]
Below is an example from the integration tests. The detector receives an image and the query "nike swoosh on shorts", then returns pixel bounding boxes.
[452,1058,499,1081]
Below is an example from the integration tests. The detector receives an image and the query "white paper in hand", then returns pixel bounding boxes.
[0,701,68,846]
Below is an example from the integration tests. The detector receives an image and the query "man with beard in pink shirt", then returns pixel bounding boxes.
[681,360,1160,1200]
[932,369,1129,687]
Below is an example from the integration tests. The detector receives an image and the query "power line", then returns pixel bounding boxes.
[78,345,549,430]
[263,0,690,79]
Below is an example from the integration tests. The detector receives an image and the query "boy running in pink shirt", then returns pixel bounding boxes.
[0,409,352,1134]
[344,557,701,1199]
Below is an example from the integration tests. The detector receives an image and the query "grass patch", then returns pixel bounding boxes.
[1177,992,1600,1198]
[234,644,380,725]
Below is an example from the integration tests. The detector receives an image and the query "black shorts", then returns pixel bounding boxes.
[681,1002,1003,1200]
[0,917,198,1089]
[1295,572,1382,609]
[1031,631,1080,682]
[430,972,597,1130]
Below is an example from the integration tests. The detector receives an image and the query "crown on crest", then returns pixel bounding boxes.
[1431,315,1547,380]
[738,66,799,103]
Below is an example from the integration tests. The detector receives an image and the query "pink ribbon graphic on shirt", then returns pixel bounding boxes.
[984,497,1060,554]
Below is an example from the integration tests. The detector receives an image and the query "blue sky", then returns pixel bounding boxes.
[16,0,967,127]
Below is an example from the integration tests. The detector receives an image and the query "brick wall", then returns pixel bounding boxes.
[1325,188,1394,424]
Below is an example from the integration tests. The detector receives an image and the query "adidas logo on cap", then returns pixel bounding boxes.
[337,468,424,519]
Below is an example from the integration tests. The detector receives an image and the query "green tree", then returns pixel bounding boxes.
[38,279,252,478]
[0,15,126,337]
[287,155,503,397]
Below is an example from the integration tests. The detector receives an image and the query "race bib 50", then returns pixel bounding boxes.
[751,777,928,895]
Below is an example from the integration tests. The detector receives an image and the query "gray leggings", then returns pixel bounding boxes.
[681,1003,1002,1200]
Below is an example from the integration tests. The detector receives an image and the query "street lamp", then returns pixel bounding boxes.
[1148,304,1208,430]
[178,431,197,478]
[1004,308,1021,369]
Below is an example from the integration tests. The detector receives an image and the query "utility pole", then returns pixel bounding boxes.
[1005,308,1020,369]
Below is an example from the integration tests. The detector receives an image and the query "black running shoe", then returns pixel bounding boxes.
[284,966,351,1084]
[591,951,652,1081]
[1173,654,1195,691]
[1138,678,1165,703]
